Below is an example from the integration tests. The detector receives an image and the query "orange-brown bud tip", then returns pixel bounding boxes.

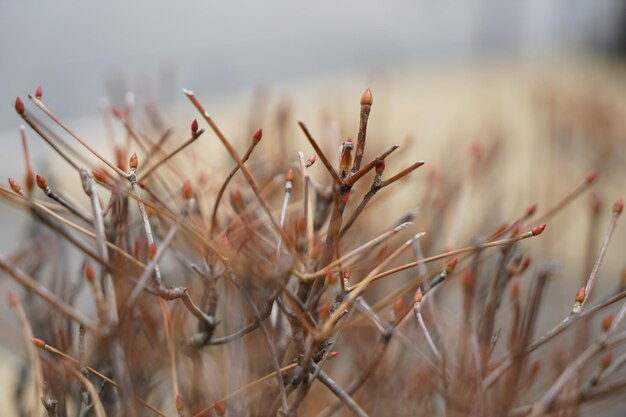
[182,180,193,200]
[83,263,96,282]
[343,267,351,280]
[601,313,614,332]
[8,178,22,194]
[15,97,24,115]
[32,338,46,349]
[35,174,48,190]
[191,118,199,135]
[319,303,331,321]
[461,271,474,292]
[129,153,139,170]
[35,86,43,99]
[328,351,339,359]
[176,394,184,411]
[529,360,541,379]
[525,203,537,217]
[360,88,373,106]
[531,224,547,236]
[286,168,294,182]
[509,223,521,238]
[413,287,423,304]
[214,400,225,416]
[393,297,406,318]
[375,160,385,175]
[148,243,157,260]
[521,256,531,273]
[585,169,598,184]
[6,291,18,307]
[92,169,107,183]
[613,197,623,214]
[575,286,586,304]
[600,351,612,370]
[306,154,316,167]
[445,258,458,273]
[510,278,521,301]
[252,128,262,143]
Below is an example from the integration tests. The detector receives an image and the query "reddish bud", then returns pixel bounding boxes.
[601,313,614,332]
[138,180,148,189]
[445,258,458,274]
[470,141,483,162]
[286,168,294,182]
[319,302,331,321]
[190,119,199,135]
[613,197,623,214]
[413,287,423,304]
[509,223,521,238]
[585,169,598,184]
[35,86,43,99]
[343,267,351,280]
[15,97,24,115]
[176,394,184,411]
[83,263,96,282]
[600,351,612,370]
[525,203,537,217]
[115,146,126,171]
[148,243,157,260]
[35,174,48,190]
[311,242,322,260]
[92,169,107,183]
[182,180,193,200]
[529,360,541,380]
[306,154,316,167]
[328,351,339,359]
[8,178,22,195]
[531,224,546,236]
[521,256,531,273]
[32,338,46,349]
[252,128,262,143]
[510,278,521,301]
[230,190,244,212]
[341,191,350,205]
[295,216,306,234]
[375,160,385,175]
[575,287,586,304]
[129,153,138,170]
[360,88,373,106]
[375,245,388,260]
[461,271,474,292]
[7,291,18,307]
[214,400,225,416]
[325,272,337,285]
[393,297,406,319]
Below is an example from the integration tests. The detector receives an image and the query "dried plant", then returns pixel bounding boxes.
[1,85,625,417]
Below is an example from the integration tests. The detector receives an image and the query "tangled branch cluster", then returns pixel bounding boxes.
[1,86,625,417]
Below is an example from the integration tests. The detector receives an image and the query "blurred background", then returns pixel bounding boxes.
[1,1,626,413]
[1,0,625,246]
